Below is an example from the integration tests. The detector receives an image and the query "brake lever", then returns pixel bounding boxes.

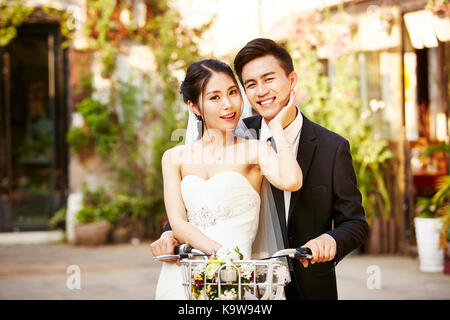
[154,244,210,261]
[153,254,181,261]
[175,244,195,258]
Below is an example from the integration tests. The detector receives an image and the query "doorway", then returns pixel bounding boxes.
[0,23,69,231]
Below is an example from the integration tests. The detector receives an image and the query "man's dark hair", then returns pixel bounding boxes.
[233,38,294,86]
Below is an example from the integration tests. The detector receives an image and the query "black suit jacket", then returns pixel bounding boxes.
[242,113,368,300]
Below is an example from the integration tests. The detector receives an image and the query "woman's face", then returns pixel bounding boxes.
[195,72,242,133]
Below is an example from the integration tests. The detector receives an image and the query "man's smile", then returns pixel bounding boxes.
[257,97,276,106]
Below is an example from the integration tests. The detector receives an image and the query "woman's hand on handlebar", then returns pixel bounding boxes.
[150,231,181,266]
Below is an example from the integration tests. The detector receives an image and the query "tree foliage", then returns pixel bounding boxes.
[288,9,393,219]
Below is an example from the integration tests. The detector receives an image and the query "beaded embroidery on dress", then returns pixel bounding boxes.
[155,171,261,300]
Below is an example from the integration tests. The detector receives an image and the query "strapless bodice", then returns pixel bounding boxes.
[180,171,261,259]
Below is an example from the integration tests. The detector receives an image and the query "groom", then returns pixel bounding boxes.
[151,38,369,300]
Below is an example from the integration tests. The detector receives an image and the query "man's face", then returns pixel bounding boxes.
[241,55,297,122]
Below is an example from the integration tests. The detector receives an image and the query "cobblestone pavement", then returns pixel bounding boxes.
[0,242,449,300]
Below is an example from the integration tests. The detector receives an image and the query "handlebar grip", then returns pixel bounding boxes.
[295,247,313,259]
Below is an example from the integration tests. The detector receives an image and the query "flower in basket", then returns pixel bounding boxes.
[205,262,221,280]
[220,288,238,300]
[216,246,242,261]
[190,246,254,300]
[239,263,254,281]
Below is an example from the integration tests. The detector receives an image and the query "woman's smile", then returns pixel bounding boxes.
[220,112,237,121]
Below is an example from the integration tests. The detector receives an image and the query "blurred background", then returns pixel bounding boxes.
[0,0,449,299]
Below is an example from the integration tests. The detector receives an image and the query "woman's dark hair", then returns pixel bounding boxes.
[233,38,294,86]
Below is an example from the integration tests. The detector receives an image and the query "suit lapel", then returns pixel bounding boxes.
[288,114,317,221]
[242,115,262,139]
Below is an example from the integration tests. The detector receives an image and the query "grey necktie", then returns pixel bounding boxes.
[268,136,293,271]
[268,137,277,152]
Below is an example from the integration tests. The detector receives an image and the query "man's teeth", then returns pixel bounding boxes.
[260,98,274,105]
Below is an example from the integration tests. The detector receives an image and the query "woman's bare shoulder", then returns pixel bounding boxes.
[162,144,191,165]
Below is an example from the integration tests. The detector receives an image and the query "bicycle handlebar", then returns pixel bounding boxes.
[154,244,313,261]
[260,247,312,260]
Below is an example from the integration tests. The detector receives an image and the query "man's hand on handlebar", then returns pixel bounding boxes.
[150,231,181,266]
[298,233,336,268]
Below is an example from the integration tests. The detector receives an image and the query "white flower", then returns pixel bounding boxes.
[192,263,206,276]
[274,265,290,283]
[205,262,221,280]
[216,247,241,262]
[239,263,254,280]
[220,288,237,300]
[198,289,208,300]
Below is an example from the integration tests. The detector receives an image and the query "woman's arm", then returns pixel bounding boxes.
[255,94,302,192]
[256,137,302,192]
[162,148,222,254]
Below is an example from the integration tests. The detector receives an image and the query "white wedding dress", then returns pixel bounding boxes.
[155,171,261,300]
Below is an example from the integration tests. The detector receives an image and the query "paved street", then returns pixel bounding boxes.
[0,242,449,300]
[336,253,450,299]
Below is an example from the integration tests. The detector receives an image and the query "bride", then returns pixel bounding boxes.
[155,59,302,299]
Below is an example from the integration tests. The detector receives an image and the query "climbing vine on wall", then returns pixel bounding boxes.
[2,0,210,237]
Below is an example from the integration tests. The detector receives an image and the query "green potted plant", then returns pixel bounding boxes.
[432,175,450,274]
[414,144,449,273]
[441,206,450,275]
[74,185,117,246]
[75,207,111,246]
[110,194,134,243]
[66,127,94,160]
